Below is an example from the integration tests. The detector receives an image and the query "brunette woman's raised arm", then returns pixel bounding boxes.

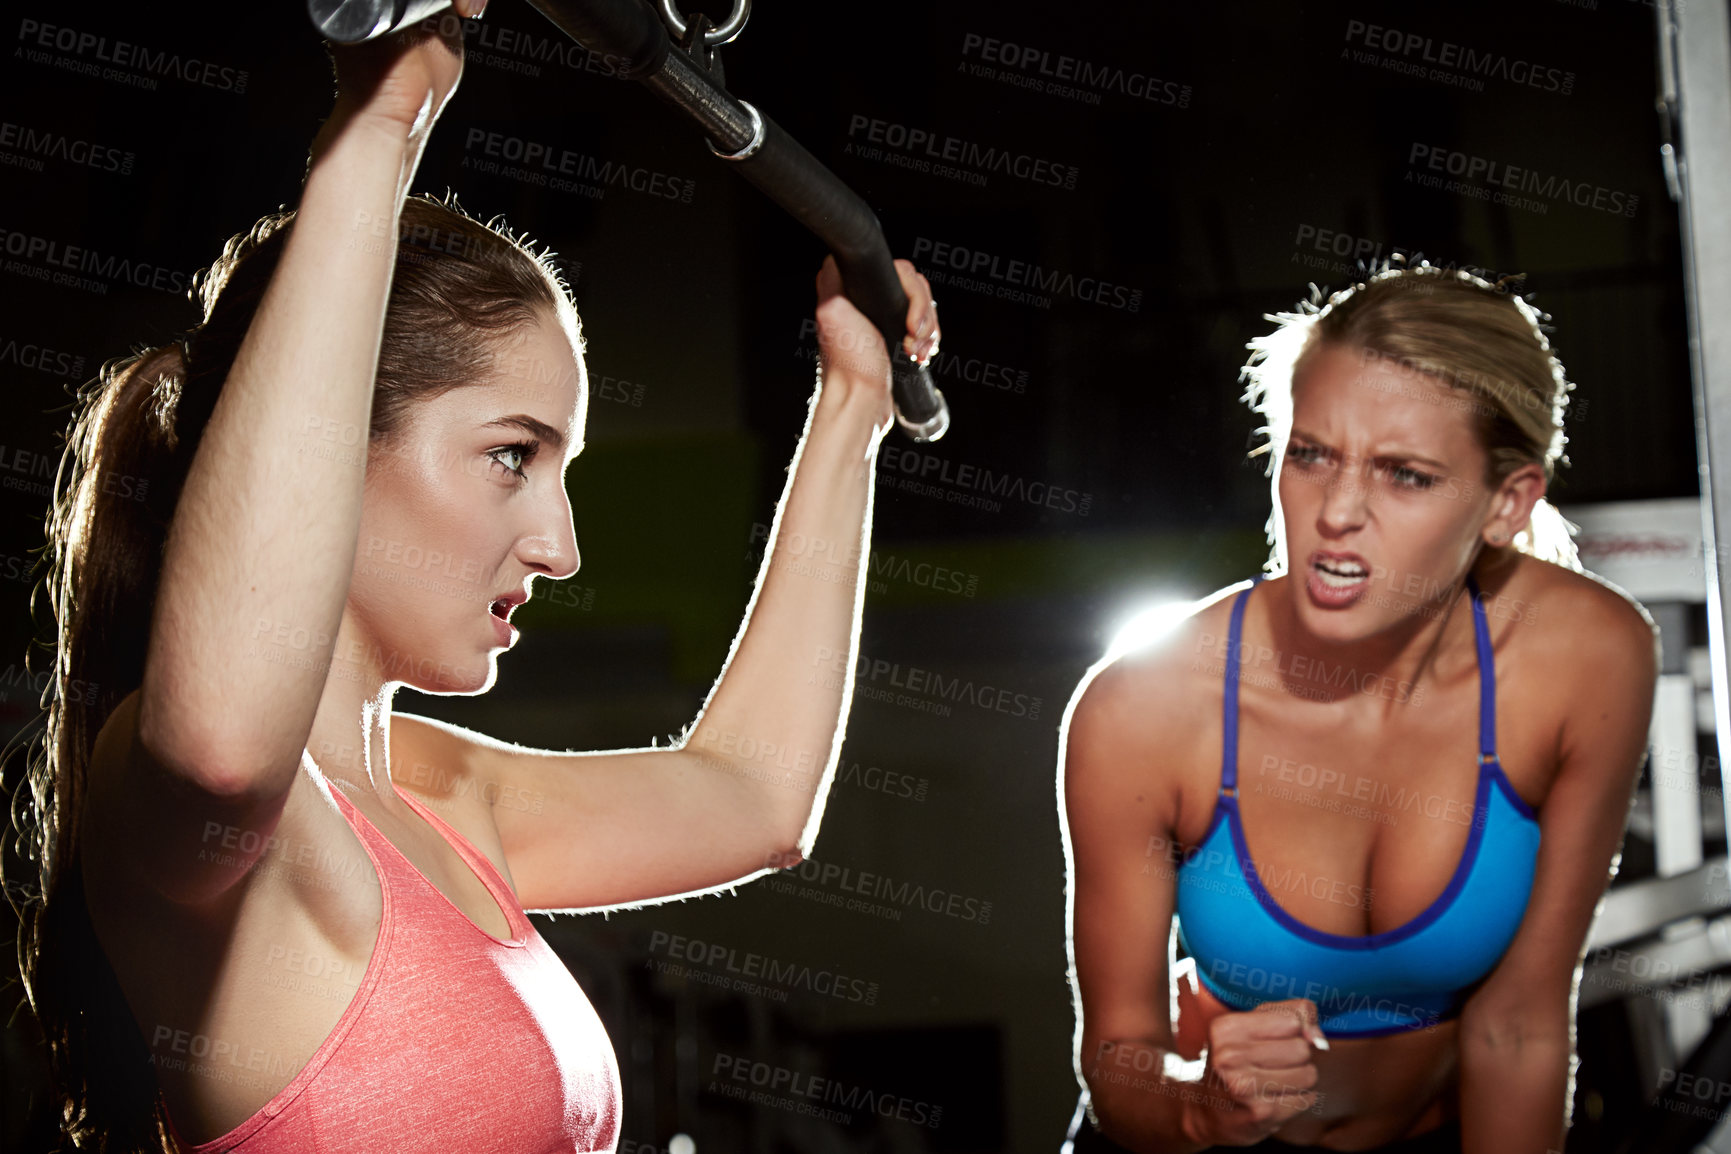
[87,17,476,904]
[135,29,461,793]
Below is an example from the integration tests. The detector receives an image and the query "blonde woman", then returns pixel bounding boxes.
[1061,267,1656,1152]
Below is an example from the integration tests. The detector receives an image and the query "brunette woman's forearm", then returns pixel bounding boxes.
[680,368,886,850]
[139,119,414,794]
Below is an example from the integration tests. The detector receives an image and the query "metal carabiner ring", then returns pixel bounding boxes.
[657,0,752,46]
[707,100,764,161]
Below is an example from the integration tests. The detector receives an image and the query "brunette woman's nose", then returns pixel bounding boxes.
[545,536,580,581]
[518,526,579,581]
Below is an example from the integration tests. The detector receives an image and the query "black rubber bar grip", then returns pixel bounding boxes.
[308,0,950,439]
[522,0,949,438]
[731,115,947,439]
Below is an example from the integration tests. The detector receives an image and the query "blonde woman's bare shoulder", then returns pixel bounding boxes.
[1063,579,1255,762]
[1493,553,1658,671]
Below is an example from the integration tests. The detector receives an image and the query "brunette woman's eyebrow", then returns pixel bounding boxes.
[482,414,565,451]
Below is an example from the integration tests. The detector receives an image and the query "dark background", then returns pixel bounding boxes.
[0,0,1700,1150]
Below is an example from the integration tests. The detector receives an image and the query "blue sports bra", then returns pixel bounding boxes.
[1174,576,1542,1037]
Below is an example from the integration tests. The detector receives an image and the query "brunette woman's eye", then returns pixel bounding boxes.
[487,441,537,484]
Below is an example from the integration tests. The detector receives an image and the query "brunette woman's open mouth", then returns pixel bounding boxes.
[1307,551,1370,609]
[488,592,524,647]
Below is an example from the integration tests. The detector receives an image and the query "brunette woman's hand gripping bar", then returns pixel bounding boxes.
[315,0,953,440]
[114,9,479,903]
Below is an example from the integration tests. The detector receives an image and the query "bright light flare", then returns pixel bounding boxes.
[1103,596,1198,664]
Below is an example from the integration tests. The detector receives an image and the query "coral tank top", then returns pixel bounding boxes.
[166,782,621,1153]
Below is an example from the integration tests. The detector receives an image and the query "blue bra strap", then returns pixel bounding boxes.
[1465,575,1497,762]
[1220,578,1263,794]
